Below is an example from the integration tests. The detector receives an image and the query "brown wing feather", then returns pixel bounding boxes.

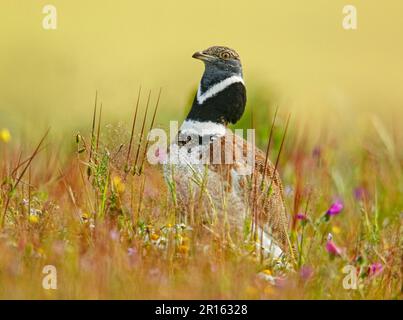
[208,129,290,252]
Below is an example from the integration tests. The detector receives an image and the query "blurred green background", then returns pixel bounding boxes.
[1,0,402,140]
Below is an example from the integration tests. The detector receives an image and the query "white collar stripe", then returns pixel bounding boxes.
[180,120,226,136]
[197,75,244,105]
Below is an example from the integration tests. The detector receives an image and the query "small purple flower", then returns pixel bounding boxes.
[368,262,383,277]
[296,213,307,221]
[326,200,343,216]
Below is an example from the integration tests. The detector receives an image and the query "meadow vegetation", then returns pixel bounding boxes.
[0,87,401,299]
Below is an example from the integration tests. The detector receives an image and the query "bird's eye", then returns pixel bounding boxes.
[220,52,231,60]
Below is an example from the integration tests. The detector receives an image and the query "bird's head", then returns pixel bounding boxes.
[192,46,243,79]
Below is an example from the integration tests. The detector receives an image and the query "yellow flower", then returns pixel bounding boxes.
[332,226,341,235]
[262,269,272,276]
[81,213,90,222]
[29,215,39,224]
[112,176,125,193]
[150,233,160,241]
[0,128,11,143]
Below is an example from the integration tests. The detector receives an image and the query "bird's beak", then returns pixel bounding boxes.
[192,51,213,62]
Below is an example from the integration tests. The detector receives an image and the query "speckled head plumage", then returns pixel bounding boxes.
[185,46,247,126]
[192,46,243,89]
[198,46,241,60]
[193,46,241,67]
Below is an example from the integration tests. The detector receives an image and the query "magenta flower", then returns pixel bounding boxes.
[326,240,342,256]
[368,262,383,277]
[326,200,343,216]
[325,234,342,256]
[296,213,307,221]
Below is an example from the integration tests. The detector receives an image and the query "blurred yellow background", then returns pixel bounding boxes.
[1,0,402,136]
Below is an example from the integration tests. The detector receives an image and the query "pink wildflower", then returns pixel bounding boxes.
[368,262,383,277]
[326,200,343,216]
[296,213,307,221]
[326,234,342,256]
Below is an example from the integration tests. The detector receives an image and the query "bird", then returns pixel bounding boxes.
[163,46,290,261]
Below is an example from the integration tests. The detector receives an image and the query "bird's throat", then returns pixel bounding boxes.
[186,76,247,126]
[197,75,244,105]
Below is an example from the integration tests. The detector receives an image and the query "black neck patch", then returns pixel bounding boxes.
[186,82,246,125]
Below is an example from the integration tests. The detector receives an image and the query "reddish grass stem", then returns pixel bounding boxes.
[260,105,279,190]
[125,86,142,172]
[95,102,103,157]
[139,88,162,174]
[133,90,151,175]
[266,113,291,196]
[88,91,98,168]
